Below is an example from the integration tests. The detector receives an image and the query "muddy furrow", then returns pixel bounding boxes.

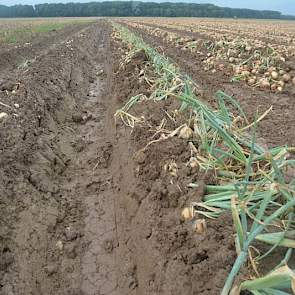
[0,20,123,295]
[1,19,168,295]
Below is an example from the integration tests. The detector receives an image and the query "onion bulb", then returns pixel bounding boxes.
[259,79,270,89]
[192,219,207,234]
[241,70,250,77]
[268,66,276,73]
[278,80,285,87]
[282,74,291,82]
[181,207,194,220]
[179,125,193,139]
[248,78,256,86]
[189,157,198,168]
[56,240,63,251]
[245,45,252,51]
[271,71,279,79]
[270,84,277,92]
[235,66,242,74]
[0,112,8,119]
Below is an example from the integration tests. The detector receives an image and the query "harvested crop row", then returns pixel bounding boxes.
[112,22,295,295]
[130,18,295,46]
[122,20,295,94]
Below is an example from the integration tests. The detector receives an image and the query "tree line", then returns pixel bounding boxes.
[0,2,294,19]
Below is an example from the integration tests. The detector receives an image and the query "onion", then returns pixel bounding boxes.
[259,79,270,89]
[0,112,8,119]
[189,157,198,168]
[277,86,283,92]
[228,49,238,57]
[271,84,277,92]
[179,125,193,139]
[278,80,285,87]
[248,78,256,86]
[241,70,250,77]
[216,40,224,48]
[56,240,63,251]
[181,207,194,220]
[251,69,257,74]
[235,66,242,74]
[268,66,276,73]
[245,45,252,51]
[282,74,291,82]
[192,219,207,234]
[271,71,279,79]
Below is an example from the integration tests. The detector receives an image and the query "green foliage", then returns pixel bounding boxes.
[0,23,65,44]
[0,2,294,19]
[0,20,93,44]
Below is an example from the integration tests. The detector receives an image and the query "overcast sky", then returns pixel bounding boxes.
[0,0,294,15]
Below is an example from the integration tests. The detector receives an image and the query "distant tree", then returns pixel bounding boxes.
[0,2,294,20]
[0,4,35,17]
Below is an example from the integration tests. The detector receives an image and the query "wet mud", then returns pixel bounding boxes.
[1,19,291,295]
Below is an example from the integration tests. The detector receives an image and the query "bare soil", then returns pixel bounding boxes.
[0,19,293,295]
[0,23,90,72]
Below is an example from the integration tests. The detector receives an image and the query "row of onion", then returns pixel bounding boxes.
[113,22,295,295]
